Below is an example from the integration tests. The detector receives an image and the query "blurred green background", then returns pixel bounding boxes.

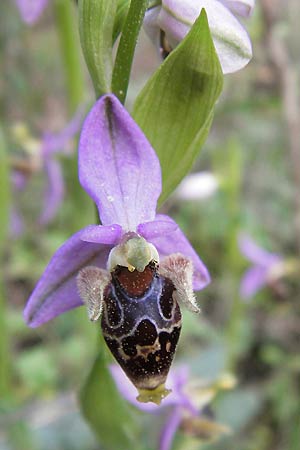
[1,1,299,450]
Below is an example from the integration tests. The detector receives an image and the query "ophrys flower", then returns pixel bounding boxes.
[24,94,210,402]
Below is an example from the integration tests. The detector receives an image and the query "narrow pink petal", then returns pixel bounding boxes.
[24,227,113,327]
[137,219,178,239]
[15,0,49,25]
[80,224,122,244]
[148,215,210,290]
[79,94,162,231]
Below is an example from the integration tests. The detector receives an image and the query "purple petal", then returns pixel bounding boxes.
[79,224,122,244]
[24,227,112,327]
[148,215,210,290]
[79,94,162,230]
[137,219,178,239]
[238,234,282,267]
[240,266,267,300]
[159,408,182,450]
[38,158,64,226]
[15,0,49,25]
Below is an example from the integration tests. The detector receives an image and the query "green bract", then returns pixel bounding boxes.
[79,0,117,97]
[133,9,223,204]
[80,346,137,450]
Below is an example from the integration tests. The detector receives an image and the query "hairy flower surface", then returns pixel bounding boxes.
[145,0,255,73]
[239,234,283,300]
[24,94,210,399]
[15,0,50,24]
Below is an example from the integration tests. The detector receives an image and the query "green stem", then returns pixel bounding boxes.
[112,0,148,104]
[54,0,85,112]
[0,128,11,397]
[213,139,244,370]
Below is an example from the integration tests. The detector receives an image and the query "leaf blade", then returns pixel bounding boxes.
[133,9,223,203]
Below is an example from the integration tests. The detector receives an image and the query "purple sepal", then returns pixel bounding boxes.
[239,234,283,300]
[79,95,162,231]
[238,234,281,267]
[148,215,210,290]
[24,227,112,327]
[15,0,50,25]
[240,266,268,300]
[159,408,182,450]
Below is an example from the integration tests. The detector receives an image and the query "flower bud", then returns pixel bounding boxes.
[144,0,253,73]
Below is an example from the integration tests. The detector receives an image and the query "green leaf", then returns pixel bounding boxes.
[79,343,137,450]
[112,0,148,103]
[78,0,117,97]
[133,10,223,204]
[113,0,130,43]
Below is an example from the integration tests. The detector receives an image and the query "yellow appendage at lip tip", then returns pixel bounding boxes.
[136,384,171,405]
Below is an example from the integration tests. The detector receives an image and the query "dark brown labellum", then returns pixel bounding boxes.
[101,261,182,401]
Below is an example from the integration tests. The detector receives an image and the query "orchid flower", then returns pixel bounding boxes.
[144,0,255,74]
[239,234,284,300]
[111,364,231,450]
[15,0,50,25]
[11,108,84,231]
[24,94,210,400]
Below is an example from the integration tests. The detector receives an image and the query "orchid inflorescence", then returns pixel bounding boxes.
[19,0,256,412]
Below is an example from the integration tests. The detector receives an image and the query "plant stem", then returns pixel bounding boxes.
[54,0,85,112]
[0,128,11,398]
[112,0,148,104]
